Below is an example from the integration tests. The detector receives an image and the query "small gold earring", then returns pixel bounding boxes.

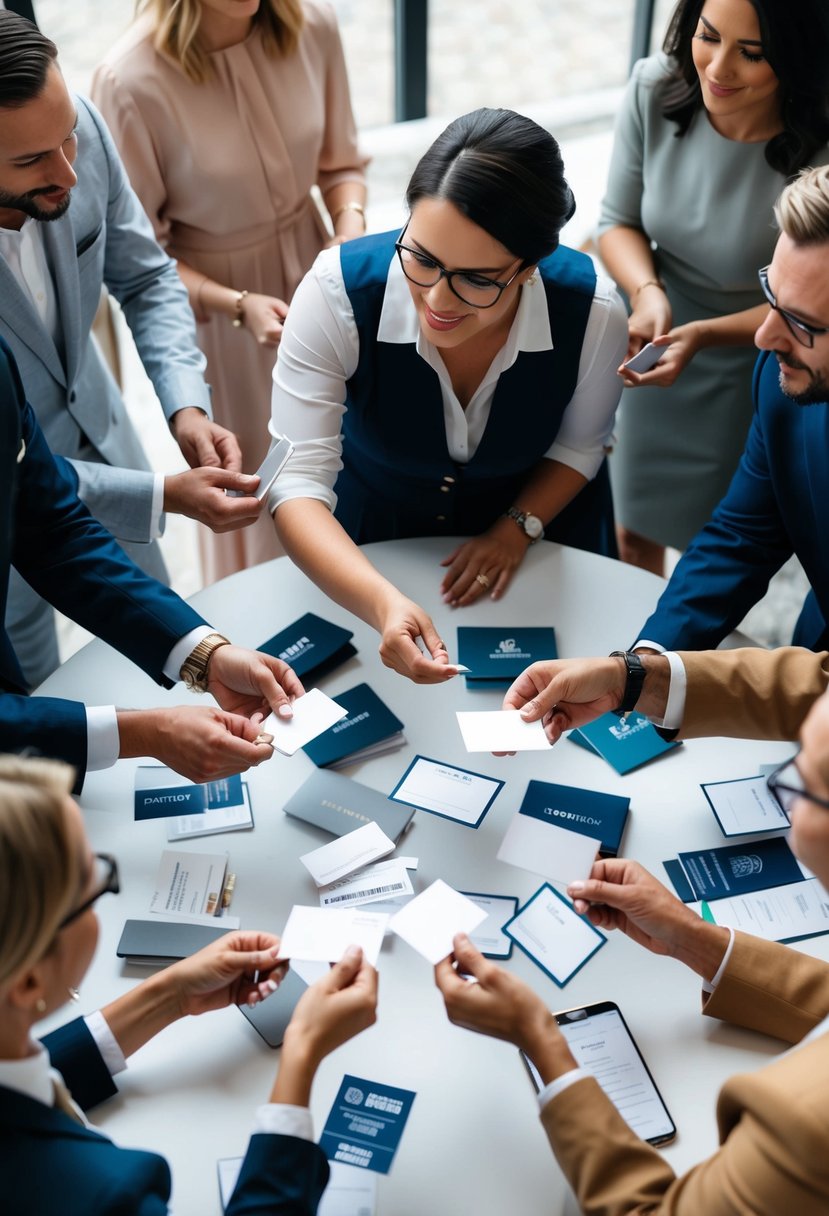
[526,272,539,286]
[35,998,47,1014]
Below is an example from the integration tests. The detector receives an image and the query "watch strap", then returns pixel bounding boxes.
[180,632,231,693]
[609,650,646,715]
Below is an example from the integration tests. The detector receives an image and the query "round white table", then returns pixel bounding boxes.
[37,539,815,1215]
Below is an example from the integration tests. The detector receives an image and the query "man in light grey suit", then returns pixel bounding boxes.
[0,12,266,686]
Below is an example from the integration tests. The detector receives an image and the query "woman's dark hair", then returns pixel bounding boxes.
[0,11,58,109]
[405,108,576,265]
[661,0,829,176]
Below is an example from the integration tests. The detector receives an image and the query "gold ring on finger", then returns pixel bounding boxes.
[475,573,491,589]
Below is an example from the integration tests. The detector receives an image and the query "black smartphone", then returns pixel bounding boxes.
[237,968,307,1048]
[521,999,676,1146]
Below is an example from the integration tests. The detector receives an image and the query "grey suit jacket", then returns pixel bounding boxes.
[0,95,211,542]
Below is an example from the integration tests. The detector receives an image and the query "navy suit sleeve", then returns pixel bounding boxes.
[39,1018,118,1112]
[638,353,794,650]
[227,1134,330,1215]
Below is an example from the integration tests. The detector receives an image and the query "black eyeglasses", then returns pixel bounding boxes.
[58,853,120,930]
[766,756,829,819]
[395,223,524,309]
[758,266,829,349]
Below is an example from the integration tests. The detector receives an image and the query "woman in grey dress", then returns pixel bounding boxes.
[599,0,829,574]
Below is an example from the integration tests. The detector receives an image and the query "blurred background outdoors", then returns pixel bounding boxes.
[30,0,805,654]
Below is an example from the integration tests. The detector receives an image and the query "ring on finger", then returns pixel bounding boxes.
[475,573,491,589]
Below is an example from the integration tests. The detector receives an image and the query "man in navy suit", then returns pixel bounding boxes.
[636,164,829,655]
[0,335,301,790]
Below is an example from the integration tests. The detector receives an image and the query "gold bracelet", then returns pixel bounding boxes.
[331,201,366,230]
[231,289,249,329]
[631,278,666,303]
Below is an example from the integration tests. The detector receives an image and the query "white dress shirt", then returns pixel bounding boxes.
[268,247,627,515]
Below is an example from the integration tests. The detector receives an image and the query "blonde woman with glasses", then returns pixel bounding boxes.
[0,755,377,1215]
[93,0,367,582]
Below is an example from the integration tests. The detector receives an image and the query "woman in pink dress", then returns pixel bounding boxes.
[93,0,367,581]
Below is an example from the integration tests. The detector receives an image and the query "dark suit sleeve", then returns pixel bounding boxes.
[227,1134,330,1215]
[39,1018,118,1112]
[638,353,794,650]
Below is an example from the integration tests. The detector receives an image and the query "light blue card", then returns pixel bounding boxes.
[389,755,503,829]
[503,883,606,987]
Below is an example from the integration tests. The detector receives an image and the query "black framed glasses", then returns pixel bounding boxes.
[766,756,829,819]
[758,266,829,349]
[395,223,524,309]
[58,853,120,930]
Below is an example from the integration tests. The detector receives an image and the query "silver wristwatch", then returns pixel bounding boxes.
[505,507,544,543]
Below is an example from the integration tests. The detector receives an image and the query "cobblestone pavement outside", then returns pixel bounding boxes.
[33,0,807,650]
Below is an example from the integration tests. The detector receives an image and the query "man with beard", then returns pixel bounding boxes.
[632,163,829,654]
[0,12,262,688]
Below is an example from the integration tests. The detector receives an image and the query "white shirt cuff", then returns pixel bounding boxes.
[537,1066,591,1111]
[645,651,687,731]
[83,1010,128,1076]
[702,927,736,993]
[84,706,121,771]
[163,626,215,684]
[253,1103,314,1140]
[633,638,666,654]
[150,473,165,540]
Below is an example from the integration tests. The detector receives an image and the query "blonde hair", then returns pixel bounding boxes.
[775,166,829,245]
[137,0,304,84]
[0,756,80,991]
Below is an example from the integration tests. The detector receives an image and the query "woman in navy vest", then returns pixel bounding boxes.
[269,109,626,683]
[0,755,377,1215]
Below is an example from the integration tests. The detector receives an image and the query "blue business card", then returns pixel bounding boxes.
[457,626,557,683]
[319,1075,416,1174]
[517,779,630,858]
[258,612,356,681]
[571,712,680,774]
[302,683,404,768]
[134,773,244,822]
[677,837,804,902]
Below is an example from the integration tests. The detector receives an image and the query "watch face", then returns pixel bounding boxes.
[524,514,544,540]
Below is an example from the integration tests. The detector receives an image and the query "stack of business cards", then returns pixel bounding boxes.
[283,769,416,844]
[303,683,405,769]
[570,711,680,774]
[258,612,357,682]
[457,626,557,688]
[135,767,254,839]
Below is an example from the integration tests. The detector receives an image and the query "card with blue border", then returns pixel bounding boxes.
[461,891,518,958]
[319,1074,416,1174]
[457,626,557,685]
[258,612,356,682]
[388,755,503,829]
[503,883,606,987]
[571,712,680,774]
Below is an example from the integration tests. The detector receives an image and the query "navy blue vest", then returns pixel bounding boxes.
[336,231,616,556]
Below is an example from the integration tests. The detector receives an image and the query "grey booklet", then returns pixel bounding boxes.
[283,768,415,844]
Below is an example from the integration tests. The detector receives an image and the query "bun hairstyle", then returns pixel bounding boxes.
[406,107,576,266]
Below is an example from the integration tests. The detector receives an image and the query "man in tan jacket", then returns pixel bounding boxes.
[436,683,829,1215]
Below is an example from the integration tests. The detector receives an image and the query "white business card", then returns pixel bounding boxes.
[390,755,503,828]
[503,884,606,986]
[262,688,348,757]
[319,859,413,909]
[456,709,550,753]
[300,821,396,887]
[497,812,599,886]
[277,905,388,966]
[389,879,487,964]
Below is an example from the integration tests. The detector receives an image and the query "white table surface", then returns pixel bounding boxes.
[37,538,818,1216]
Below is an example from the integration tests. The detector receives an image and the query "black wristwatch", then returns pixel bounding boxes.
[609,650,646,716]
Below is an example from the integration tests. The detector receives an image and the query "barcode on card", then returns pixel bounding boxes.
[325,882,406,905]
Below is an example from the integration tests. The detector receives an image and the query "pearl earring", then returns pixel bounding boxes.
[67,987,80,1003]
[35,998,47,1014]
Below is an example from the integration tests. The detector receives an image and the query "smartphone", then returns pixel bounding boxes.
[227,435,294,500]
[237,966,307,1047]
[521,999,676,1146]
[623,342,666,374]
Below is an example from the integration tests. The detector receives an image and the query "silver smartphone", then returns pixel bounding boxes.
[227,435,294,500]
[521,999,676,1146]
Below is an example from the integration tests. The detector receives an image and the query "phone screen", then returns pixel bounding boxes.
[522,1001,676,1146]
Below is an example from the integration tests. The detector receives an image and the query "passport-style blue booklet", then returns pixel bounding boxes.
[517,779,630,858]
[570,711,680,774]
[135,770,244,821]
[302,682,405,768]
[319,1074,416,1174]
[672,837,805,902]
[457,626,557,686]
[283,768,416,844]
[258,612,356,682]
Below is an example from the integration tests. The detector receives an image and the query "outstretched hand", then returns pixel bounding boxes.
[502,657,625,744]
